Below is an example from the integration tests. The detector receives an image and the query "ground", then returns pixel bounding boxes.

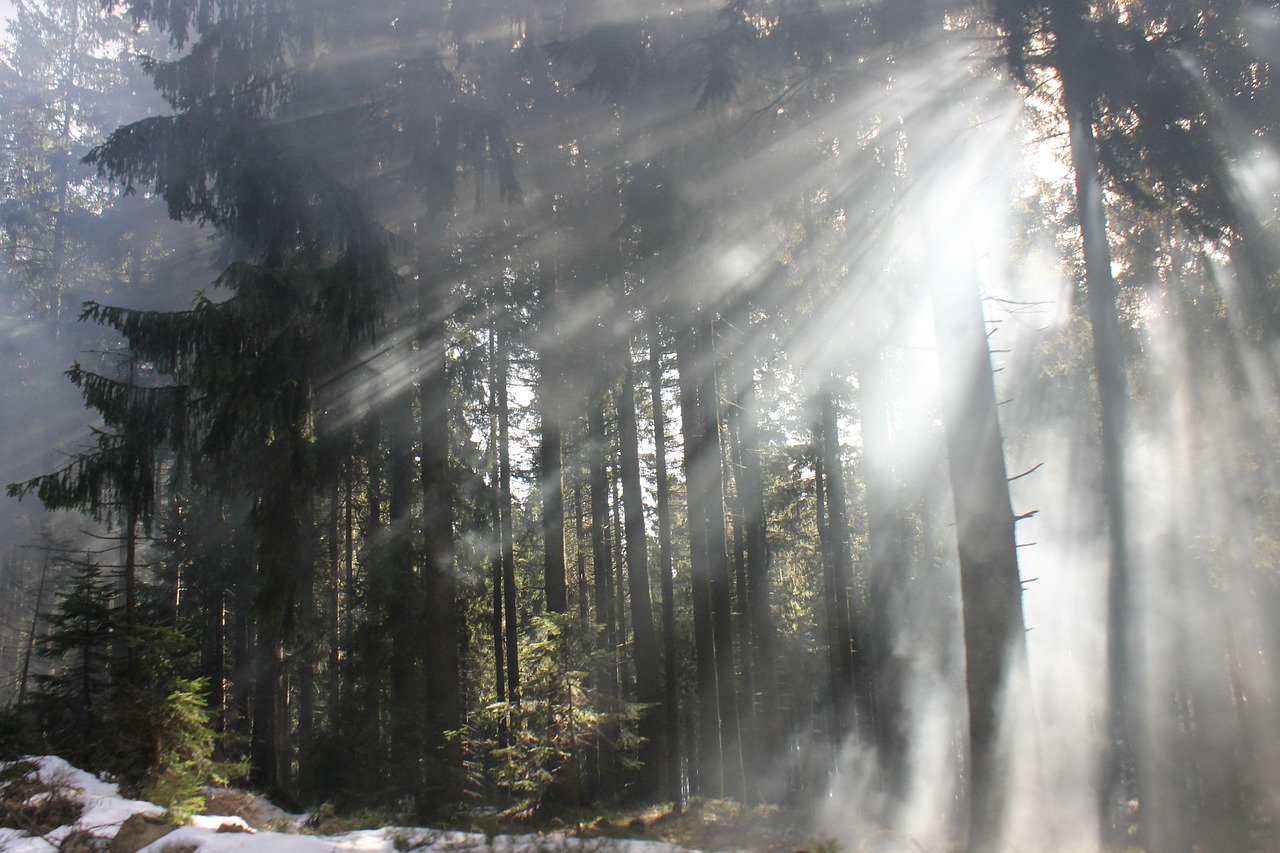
[0,757,819,853]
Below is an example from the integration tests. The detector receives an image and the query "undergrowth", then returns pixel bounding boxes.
[0,760,84,837]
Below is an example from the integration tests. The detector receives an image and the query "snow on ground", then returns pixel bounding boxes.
[0,757,707,853]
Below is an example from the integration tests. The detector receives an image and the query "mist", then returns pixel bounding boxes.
[1,1,1278,851]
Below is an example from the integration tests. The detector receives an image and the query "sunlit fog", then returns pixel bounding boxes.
[0,1,1277,852]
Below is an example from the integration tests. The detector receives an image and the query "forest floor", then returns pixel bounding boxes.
[0,757,825,853]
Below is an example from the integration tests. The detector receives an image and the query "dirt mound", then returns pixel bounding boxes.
[199,787,299,831]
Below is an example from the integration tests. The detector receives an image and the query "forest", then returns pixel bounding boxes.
[0,0,1277,851]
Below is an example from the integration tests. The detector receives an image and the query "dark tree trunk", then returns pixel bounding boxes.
[617,334,663,796]
[297,498,317,760]
[736,364,783,791]
[387,357,421,798]
[817,385,858,726]
[488,356,506,704]
[859,360,909,802]
[418,266,461,809]
[676,317,734,797]
[540,269,569,613]
[496,320,520,701]
[649,323,682,806]
[1059,58,1139,846]
[587,386,618,793]
[17,546,52,706]
[929,246,1031,853]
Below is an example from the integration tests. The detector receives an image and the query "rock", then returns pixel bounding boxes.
[109,813,176,853]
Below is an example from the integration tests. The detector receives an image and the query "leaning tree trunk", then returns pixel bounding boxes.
[929,244,1032,853]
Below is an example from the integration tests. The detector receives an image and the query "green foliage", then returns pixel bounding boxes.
[123,624,246,820]
[464,613,644,813]
[23,575,241,813]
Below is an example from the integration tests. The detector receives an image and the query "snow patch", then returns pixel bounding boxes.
[1,758,716,853]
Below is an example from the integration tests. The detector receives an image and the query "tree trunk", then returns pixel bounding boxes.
[736,364,783,792]
[387,348,421,798]
[929,245,1031,853]
[540,271,569,613]
[817,384,859,727]
[859,359,909,802]
[588,385,618,794]
[418,262,461,809]
[649,323,682,806]
[496,319,520,701]
[1060,63,1139,848]
[617,333,663,796]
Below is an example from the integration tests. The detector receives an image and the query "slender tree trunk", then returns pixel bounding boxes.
[649,323,682,806]
[817,385,858,726]
[617,333,663,795]
[50,8,78,330]
[540,271,569,613]
[122,507,138,685]
[1060,63,1139,848]
[588,386,617,794]
[297,498,317,761]
[328,477,341,717]
[737,365,782,791]
[488,342,507,705]
[859,360,909,802]
[17,546,52,706]
[496,319,520,701]
[387,350,421,798]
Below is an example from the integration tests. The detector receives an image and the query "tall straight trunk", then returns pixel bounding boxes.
[250,451,305,797]
[702,324,745,799]
[929,248,1031,853]
[49,8,78,329]
[587,387,617,792]
[418,263,461,808]
[610,465,630,689]
[617,336,663,795]
[297,499,317,759]
[817,386,858,724]
[675,318,729,797]
[1059,60,1138,846]
[540,272,569,613]
[736,367,782,788]
[387,362,421,797]
[250,587,286,795]
[649,324,682,805]
[858,361,909,802]
[328,477,341,716]
[575,480,589,623]
[122,509,138,685]
[496,321,519,700]
[488,350,506,704]
[725,397,755,783]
